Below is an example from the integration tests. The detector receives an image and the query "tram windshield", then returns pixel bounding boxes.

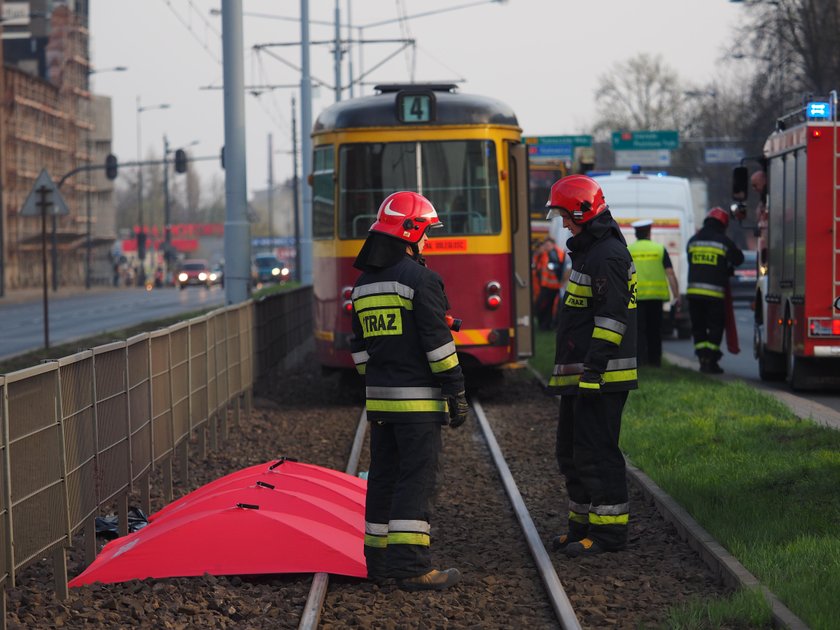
[338,140,502,239]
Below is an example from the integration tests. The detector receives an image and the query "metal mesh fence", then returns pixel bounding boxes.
[0,295,308,596]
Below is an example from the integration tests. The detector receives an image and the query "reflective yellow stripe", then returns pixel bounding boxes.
[569,511,589,524]
[589,513,629,526]
[687,287,724,299]
[593,327,622,345]
[579,380,600,390]
[566,282,592,297]
[354,294,413,312]
[388,532,430,546]
[604,369,637,383]
[364,534,388,548]
[549,368,637,388]
[689,245,725,256]
[429,353,459,373]
[367,399,446,413]
[356,364,366,375]
[549,374,580,387]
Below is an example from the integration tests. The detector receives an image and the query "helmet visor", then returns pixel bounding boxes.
[545,206,570,221]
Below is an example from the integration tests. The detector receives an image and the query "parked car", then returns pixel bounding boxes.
[252,253,290,285]
[209,263,223,286]
[730,250,757,302]
[176,259,212,289]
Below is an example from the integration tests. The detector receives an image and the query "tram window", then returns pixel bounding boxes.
[313,146,335,239]
[338,140,501,239]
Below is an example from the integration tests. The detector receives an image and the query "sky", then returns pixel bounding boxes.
[89,0,748,201]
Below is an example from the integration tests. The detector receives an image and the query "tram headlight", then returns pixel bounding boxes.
[343,300,354,314]
[485,281,502,310]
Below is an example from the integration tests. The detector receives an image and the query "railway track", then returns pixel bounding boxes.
[6,359,793,628]
[311,368,753,629]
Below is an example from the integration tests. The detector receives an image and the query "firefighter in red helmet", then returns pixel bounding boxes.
[686,207,744,373]
[544,175,638,557]
[349,191,467,591]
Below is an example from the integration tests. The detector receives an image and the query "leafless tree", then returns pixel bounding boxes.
[592,53,690,139]
[733,0,840,109]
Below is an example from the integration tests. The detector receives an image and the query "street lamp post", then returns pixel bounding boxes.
[135,98,170,287]
[85,66,126,289]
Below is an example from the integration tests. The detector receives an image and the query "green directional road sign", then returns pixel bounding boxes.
[524,135,593,159]
[611,130,679,151]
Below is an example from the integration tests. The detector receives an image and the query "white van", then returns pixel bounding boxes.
[591,171,696,339]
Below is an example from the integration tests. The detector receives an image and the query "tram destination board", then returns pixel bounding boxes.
[397,90,436,123]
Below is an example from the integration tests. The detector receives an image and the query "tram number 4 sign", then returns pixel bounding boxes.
[398,91,435,123]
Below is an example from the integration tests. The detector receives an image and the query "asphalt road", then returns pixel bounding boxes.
[0,285,226,361]
[664,302,840,414]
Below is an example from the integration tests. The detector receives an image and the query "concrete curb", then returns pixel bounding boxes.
[526,364,809,629]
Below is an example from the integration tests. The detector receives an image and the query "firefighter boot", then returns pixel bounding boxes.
[564,537,606,558]
[398,568,461,592]
[551,521,588,551]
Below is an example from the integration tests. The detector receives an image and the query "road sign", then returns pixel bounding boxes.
[524,135,593,160]
[615,149,671,167]
[704,147,745,164]
[19,169,70,217]
[612,130,679,151]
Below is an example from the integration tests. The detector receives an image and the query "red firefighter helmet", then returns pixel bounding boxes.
[545,175,607,224]
[369,191,443,243]
[707,206,730,228]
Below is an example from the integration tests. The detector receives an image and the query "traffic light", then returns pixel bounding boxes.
[105,154,118,180]
[174,149,188,174]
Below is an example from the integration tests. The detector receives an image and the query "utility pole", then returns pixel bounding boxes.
[292,95,302,283]
[163,135,171,281]
[267,133,274,243]
[334,0,342,101]
[300,0,313,286]
[222,0,250,303]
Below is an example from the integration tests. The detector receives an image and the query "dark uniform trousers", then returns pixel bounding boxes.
[364,420,442,579]
[636,300,664,366]
[555,391,629,550]
[688,297,725,361]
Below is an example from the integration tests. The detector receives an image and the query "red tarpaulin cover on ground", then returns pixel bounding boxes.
[68,460,367,587]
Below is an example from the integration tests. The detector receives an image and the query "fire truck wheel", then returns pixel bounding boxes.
[784,324,809,391]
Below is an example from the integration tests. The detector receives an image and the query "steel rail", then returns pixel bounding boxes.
[298,409,368,630]
[472,398,581,630]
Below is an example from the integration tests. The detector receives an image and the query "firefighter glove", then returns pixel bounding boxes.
[578,370,604,396]
[447,391,469,428]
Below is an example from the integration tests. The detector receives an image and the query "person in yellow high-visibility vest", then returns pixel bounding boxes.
[628,220,679,366]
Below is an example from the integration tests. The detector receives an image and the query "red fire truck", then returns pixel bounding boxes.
[733,92,840,390]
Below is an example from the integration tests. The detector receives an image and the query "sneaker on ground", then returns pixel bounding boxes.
[398,568,461,592]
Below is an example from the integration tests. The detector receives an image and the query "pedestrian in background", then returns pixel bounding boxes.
[686,207,744,374]
[350,191,468,591]
[544,175,637,557]
[533,237,568,330]
[628,219,679,366]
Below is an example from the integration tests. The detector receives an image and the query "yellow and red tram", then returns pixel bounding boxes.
[311,83,533,371]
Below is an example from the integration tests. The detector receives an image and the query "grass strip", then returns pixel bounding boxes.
[530,330,839,630]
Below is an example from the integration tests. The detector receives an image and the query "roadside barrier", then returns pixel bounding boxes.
[0,286,313,625]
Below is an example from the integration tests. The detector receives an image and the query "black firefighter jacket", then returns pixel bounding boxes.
[548,211,639,396]
[350,254,465,424]
[686,219,745,300]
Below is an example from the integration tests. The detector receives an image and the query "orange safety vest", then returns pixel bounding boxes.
[536,246,566,290]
